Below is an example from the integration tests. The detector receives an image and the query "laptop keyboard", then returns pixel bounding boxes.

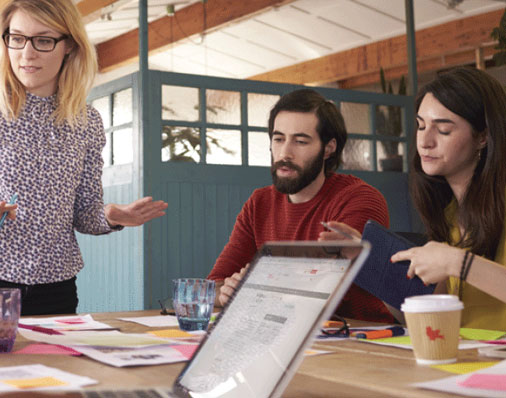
[83,389,174,398]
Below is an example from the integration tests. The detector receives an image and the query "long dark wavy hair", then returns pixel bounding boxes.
[268,89,347,176]
[410,67,506,259]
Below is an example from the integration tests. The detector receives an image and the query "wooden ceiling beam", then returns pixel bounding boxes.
[339,45,497,88]
[77,0,119,16]
[96,0,295,72]
[249,9,504,88]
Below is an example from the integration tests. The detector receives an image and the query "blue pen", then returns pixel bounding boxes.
[0,193,18,229]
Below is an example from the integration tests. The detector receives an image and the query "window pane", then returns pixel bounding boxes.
[377,141,404,172]
[112,128,133,165]
[161,126,201,163]
[206,129,241,165]
[102,132,112,167]
[247,93,279,127]
[206,90,240,125]
[340,102,370,135]
[91,96,111,129]
[341,138,372,171]
[248,131,270,166]
[113,88,132,126]
[162,85,199,121]
[376,103,405,161]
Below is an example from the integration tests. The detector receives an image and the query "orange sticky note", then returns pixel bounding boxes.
[148,329,194,338]
[2,376,68,389]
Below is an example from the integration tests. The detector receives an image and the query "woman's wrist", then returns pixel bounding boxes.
[104,204,116,226]
[447,247,464,278]
[104,204,123,229]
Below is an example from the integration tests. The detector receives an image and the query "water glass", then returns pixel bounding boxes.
[173,278,215,331]
[0,288,21,353]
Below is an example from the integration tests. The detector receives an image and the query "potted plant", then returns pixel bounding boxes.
[376,68,406,172]
[161,104,234,162]
[491,8,506,66]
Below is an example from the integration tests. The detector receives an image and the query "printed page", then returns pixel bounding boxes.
[0,364,96,391]
[413,360,506,397]
[20,314,114,331]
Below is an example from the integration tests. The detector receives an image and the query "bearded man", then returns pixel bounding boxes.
[207,89,393,323]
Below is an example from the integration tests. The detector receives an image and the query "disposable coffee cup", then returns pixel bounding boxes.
[401,294,463,365]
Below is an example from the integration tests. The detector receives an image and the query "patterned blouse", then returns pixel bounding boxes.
[0,93,113,284]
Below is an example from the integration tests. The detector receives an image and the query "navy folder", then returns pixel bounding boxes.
[354,220,436,310]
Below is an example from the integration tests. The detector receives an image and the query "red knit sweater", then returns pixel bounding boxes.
[208,173,394,323]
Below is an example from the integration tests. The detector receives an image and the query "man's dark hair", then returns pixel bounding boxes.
[268,88,347,176]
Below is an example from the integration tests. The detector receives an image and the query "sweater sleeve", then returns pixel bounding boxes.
[331,182,389,233]
[328,180,395,323]
[207,197,258,281]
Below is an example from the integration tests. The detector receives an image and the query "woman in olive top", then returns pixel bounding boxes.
[322,67,506,329]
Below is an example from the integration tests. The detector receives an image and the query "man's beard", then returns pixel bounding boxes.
[271,147,325,195]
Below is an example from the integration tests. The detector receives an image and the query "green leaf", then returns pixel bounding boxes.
[380,67,387,93]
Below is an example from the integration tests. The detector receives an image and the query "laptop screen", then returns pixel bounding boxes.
[173,241,370,398]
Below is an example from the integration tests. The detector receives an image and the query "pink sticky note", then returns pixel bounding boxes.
[55,318,85,324]
[14,344,82,356]
[458,373,506,391]
[172,344,198,359]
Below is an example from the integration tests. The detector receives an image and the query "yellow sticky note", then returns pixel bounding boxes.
[148,329,194,338]
[3,377,68,389]
[459,328,506,341]
[431,361,499,374]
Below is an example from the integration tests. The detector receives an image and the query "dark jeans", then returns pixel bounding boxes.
[0,277,78,316]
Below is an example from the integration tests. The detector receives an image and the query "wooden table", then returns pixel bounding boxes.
[0,310,491,397]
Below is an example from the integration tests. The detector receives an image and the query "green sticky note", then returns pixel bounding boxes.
[431,361,499,374]
[459,328,506,341]
[371,336,412,345]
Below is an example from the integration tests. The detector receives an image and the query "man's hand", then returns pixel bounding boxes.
[104,196,168,227]
[319,221,361,241]
[218,264,250,307]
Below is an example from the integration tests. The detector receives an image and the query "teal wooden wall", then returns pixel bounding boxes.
[76,70,417,313]
[77,74,144,313]
[76,185,142,312]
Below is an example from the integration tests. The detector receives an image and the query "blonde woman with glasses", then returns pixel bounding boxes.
[0,0,168,315]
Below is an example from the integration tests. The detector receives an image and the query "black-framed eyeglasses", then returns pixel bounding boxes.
[2,33,68,52]
[321,315,350,338]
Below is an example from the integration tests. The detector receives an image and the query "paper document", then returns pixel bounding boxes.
[119,315,180,327]
[71,344,198,367]
[414,359,506,397]
[19,329,172,348]
[358,335,495,350]
[20,314,114,331]
[119,312,219,328]
[0,364,96,392]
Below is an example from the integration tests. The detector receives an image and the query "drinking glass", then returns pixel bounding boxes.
[173,278,215,331]
[0,288,21,352]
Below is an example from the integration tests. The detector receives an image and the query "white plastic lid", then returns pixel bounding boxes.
[401,294,464,313]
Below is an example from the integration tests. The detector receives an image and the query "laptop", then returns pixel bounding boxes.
[82,240,371,398]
